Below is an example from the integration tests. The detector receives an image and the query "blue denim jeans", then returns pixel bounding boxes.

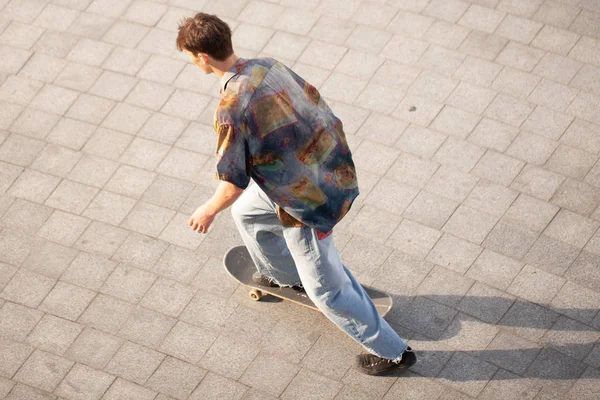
[231,183,408,360]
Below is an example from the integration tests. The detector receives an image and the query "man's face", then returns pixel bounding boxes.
[184,50,213,74]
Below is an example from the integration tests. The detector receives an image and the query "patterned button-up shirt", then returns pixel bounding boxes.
[214,58,359,233]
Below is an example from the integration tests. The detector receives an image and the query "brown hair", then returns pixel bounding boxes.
[176,13,233,61]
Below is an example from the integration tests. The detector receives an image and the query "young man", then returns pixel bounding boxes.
[177,13,415,376]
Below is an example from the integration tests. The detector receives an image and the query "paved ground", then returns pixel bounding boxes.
[1,0,600,399]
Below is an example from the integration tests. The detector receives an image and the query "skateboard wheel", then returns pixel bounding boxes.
[249,289,262,301]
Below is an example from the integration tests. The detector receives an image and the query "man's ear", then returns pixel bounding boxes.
[198,53,210,65]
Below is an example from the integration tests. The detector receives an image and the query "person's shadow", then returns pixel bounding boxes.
[382,294,599,385]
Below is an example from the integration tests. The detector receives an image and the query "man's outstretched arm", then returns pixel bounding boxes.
[189,180,244,233]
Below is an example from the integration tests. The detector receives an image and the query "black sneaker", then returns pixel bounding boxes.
[354,346,416,376]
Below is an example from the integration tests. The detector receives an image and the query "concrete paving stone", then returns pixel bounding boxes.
[14,349,74,392]
[443,205,499,244]
[525,348,587,398]
[261,318,322,364]
[496,42,545,72]
[158,320,217,364]
[394,296,458,339]
[345,206,400,245]
[8,169,61,204]
[46,118,97,151]
[189,372,247,400]
[342,234,394,276]
[566,250,600,292]
[19,53,66,82]
[483,221,539,259]
[0,44,31,74]
[105,340,165,385]
[146,356,207,400]
[66,38,114,68]
[238,1,284,27]
[464,181,518,217]
[1,267,56,308]
[506,131,559,165]
[65,93,114,124]
[64,326,123,369]
[497,0,545,17]
[478,369,543,400]
[138,27,183,59]
[507,264,566,304]
[198,333,260,381]
[534,53,583,85]
[439,313,500,352]
[484,93,535,127]
[100,263,157,303]
[458,281,516,324]
[552,178,600,216]
[223,303,281,346]
[0,21,44,49]
[346,25,395,55]
[157,147,208,181]
[118,138,170,172]
[102,47,149,77]
[564,366,600,400]
[308,16,354,46]
[37,210,90,247]
[458,30,508,61]
[138,114,188,146]
[356,112,408,147]
[55,363,115,400]
[87,0,133,18]
[22,240,78,279]
[126,83,176,116]
[137,55,185,85]
[2,0,48,23]
[545,144,596,179]
[326,103,370,137]
[82,191,136,225]
[102,378,157,400]
[434,136,484,176]
[45,179,98,215]
[296,41,347,71]
[500,299,560,343]
[341,366,400,399]
[583,161,600,191]
[417,265,475,307]
[0,199,52,235]
[123,0,167,27]
[161,89,212,121]
[491,66,541,101]
[0,302,43,341]
[384,371,446,399]
[571,9,600,39]
[352,140,400,175]
[139,277,195,317]
[385,152,439,188]
[381,34,429,65]
[0,376,14,398]
[6,383,59,400]
[510,164,565,201]
[437,351,498,397]
[496,14,544,45]
[427,233,482,274]
[0,135,44,168]
[61,253,117,290]
[350,1,397,28]
[121,201,175,237]
[533,22,580,55]
[418,47,465,77]
[425,165,478,202]
[354,82,406,114]
[571,65,600,97]
[386,10,435,39]
[364,178,419,215]
[523,234,580,275]
[386,219,441,258]
[545,208,600,248]
[431,108,481,141]
[585,344,600,369]
[528,78,579,112]
[423,19,470,50]
[567,90,600,126]
[238,352,299,397]
[458,3,505,33]
[34,3,79,31]
[454,56,504,88]
[542,316,600,361]
[104,164,155,199]
[0,100,22,130]
[315,0,361,18]
[10,107,62,140]
[26,314,83,355]
[0,262,17,291]
[119,305,177,348]
[446,82,497,115]
[533,0,581,29]
[141,175,194,210]
[481,329,543,375]
[338,52,385,83]
[39,281,96,321]
[102,20,149,49]
[67,11,114,40]
[67,155,119,188]
[153,245,207,284]
[404,191,458,230]
[57,63,103,95]
[190,255,239,298]
[422,0,469,23]
[159,212,207,249]
[232,23,274,52]
[300,334,355,381]
[77,292,133,333]
[0,338,34,378]
[394,94,444,126]
[466,248,524,290]
[262,31,311,61]
[89,71,138,102]
[581,223,600,256]
[0,76,44,105]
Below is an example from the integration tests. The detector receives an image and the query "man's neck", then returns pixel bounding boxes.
[212,53,240,78]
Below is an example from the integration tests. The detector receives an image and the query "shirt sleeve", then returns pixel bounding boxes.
[214,123,251,189]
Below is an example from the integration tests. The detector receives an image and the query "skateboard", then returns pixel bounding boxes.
[224,245,393,317]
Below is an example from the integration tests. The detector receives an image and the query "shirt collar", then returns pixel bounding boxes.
[220,57,247,93]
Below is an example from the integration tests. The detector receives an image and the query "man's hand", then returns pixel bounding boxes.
[189,204,215,234]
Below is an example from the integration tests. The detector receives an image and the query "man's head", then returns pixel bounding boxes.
[176,13,234,74]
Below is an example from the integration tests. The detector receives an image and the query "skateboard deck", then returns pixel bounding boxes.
[224,245,393,317]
